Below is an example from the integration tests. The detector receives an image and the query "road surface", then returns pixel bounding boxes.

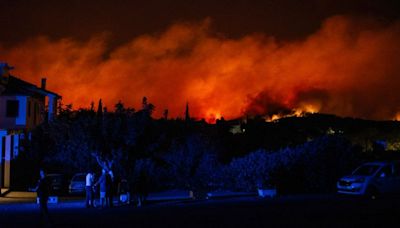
[0,194,399,227]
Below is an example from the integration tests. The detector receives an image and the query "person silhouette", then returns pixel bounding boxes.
[86,170,95,208]
[34,169,52,226]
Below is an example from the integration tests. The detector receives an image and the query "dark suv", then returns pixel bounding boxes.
[47,173,68,196]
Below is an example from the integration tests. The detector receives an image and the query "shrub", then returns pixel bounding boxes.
[220,136,363,193]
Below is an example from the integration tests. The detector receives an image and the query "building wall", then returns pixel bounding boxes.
[0,130,6,187]
[3,135,12,188]
[0,96,27,129]
[0,95,45,130]
[0,132,22,188]
[25,97,45,130]
[0,74,60,188]
[47,94,57,121]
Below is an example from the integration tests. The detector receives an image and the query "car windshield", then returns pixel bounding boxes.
[47,175,62,184]
[352,164,381,176]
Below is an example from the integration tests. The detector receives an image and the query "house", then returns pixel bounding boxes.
[0,63,61,189]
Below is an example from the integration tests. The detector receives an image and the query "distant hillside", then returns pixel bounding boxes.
[214,113,400,161]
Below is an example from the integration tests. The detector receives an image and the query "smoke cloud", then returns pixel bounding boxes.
[1,15,399,121]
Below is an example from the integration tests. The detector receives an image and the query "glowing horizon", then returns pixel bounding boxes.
[1,15,400,123]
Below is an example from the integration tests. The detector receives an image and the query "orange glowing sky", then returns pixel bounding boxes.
[1,16,400,121]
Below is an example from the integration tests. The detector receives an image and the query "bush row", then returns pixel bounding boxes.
[131,136,365,194]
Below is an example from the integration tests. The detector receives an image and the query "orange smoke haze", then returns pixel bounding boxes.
[1,15,400,121]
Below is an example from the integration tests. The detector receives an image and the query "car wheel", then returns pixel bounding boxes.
[365,186,379,200]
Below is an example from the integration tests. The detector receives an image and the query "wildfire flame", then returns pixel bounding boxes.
[395,113,400,121]
[265,104,320,122]
[1,16,400,121]
[205,109,222,123]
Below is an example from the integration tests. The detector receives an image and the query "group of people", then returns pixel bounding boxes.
[34,168,114,226]
[35,167,148,224]
[85,169,114,208]
[86,169,149,208]
[35,168,115,212]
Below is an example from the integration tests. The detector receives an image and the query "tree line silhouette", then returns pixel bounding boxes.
[11,97,400,194]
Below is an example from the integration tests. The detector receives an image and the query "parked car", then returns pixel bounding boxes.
[69,173,86,194]
[337,161,400,198]
[46,173,68,196]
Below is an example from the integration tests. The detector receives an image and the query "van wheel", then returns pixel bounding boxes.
[366,186,379,200]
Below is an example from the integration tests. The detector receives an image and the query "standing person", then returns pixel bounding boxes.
[35,169,51,226]
[107,170,114,207]
[94,169,108,208]
[85,170,94,208]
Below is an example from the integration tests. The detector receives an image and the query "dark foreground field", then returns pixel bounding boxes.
[1,194,400,227]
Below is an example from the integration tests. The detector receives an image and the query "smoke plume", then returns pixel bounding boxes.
[1,15,399,121]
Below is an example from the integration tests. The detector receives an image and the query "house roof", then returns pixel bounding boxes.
[1,75,61,98]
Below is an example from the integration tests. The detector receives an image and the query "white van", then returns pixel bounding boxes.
[337,161,400,197]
